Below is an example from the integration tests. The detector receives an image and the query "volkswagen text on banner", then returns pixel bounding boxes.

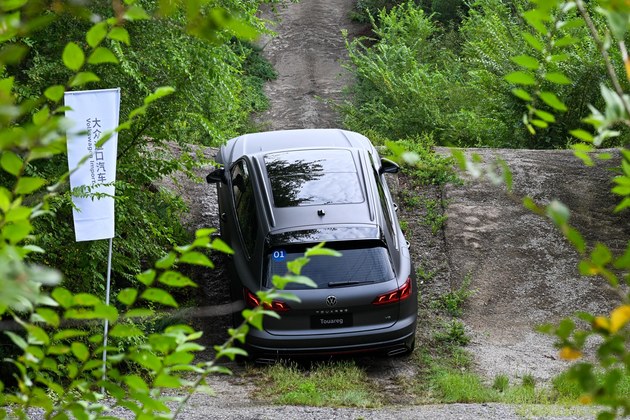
[65,88,120,242]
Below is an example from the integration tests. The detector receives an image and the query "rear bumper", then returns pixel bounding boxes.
[244,312,417,359]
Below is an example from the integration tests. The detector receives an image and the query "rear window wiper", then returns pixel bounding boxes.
[328,280,375,287]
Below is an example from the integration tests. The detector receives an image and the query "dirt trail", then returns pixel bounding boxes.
[254,0,365,130]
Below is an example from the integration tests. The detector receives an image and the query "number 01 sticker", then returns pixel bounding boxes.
[272,249,286,261]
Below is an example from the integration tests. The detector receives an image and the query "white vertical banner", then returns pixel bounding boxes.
[65,88,120,242]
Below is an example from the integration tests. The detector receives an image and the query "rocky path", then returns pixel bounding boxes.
[254,0,365,130]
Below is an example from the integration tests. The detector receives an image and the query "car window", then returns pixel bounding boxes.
[373,168,394,234]
[265,245,395,290]
[230,160,258,257]
[264,149,364,207]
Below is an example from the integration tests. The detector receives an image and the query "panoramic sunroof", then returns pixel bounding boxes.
[264,149,364,207]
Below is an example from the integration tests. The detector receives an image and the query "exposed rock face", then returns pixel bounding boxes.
[442,148,628,382]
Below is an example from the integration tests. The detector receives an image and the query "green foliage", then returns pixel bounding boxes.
[344,0,628,148]
[434,319,469,346]
[433,274,474,317]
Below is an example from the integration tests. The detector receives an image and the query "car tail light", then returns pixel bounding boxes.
[372,277,412,306]
[243,288,291,313]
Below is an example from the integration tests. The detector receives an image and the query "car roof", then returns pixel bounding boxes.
[216,129,391,244]
[217,128,379,166]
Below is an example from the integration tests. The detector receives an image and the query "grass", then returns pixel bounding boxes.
[432,274,474,317]
[255,361,382,408]
[421,197,448,235]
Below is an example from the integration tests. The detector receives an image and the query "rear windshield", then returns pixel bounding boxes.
[265,245,394,290]
[264,149,364,207]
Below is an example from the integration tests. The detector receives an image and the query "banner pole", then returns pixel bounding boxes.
[101,237,113,393]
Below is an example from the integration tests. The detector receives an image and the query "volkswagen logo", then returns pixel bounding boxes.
[326,295,337,307]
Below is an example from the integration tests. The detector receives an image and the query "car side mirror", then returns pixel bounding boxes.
[379,158,399,175]
[206,167,226,184]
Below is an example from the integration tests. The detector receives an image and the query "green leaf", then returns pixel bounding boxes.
[523,32,544,51]
[124,375,149,393]
[26,324,49,346]
[591,243,612,266]
[549,54,570,63]
[87,47,118,65]
[511,55,539,70]
[34,308,60,328]
[86,22,107,48]
[505,71,536,85]
[531,119,548,128]
[272,274,317,289]
[523,10,548,34]
[124,308,154,318]
[0,76,13,96]
[305,243,341,257]
[286,256,309,275]
[4,220,31,244]
[130,351,162,372]
[71,342,89,362]
[565,227,586,254]
[44,85,65,102]
[136,269,156,286]
[5,205,31,222]
[0,187,10,212]
[554,35,578,48]
[539,91,567,111]
[109,324,144,338]
[5,331,27,349]
[544,72,572,85]
[573,150,594,166]
[32,106,49,126]
[1,0,27,12]
[144,86,175,105]
[214,346,248,361]
[154,373,182,388]
[512,88,532,101]
[164,351,195,366]
[156,252,176,269]
[124,5,150,20]
[52,329,88,341]
[210,237,234,254]
[533,109,555,123]
[62,42,84,71]
[52,287,74,308]
[158,271,196,288]
[117,288,138,306]
[570,129,594,142]
[141,288,178,308]
[72,293,100,306]
[15,176,45,194]
[107,27,130,45]
[1,151,22,176]
[70,72,100,87]
[547,200,570,225]
[179,251,214,268]
[523,196,543,215]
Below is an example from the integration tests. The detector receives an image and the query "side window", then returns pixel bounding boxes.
[373,169,395,235]
[230,160,258,257]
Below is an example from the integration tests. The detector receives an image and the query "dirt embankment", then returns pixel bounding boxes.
[156,0,628,418]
